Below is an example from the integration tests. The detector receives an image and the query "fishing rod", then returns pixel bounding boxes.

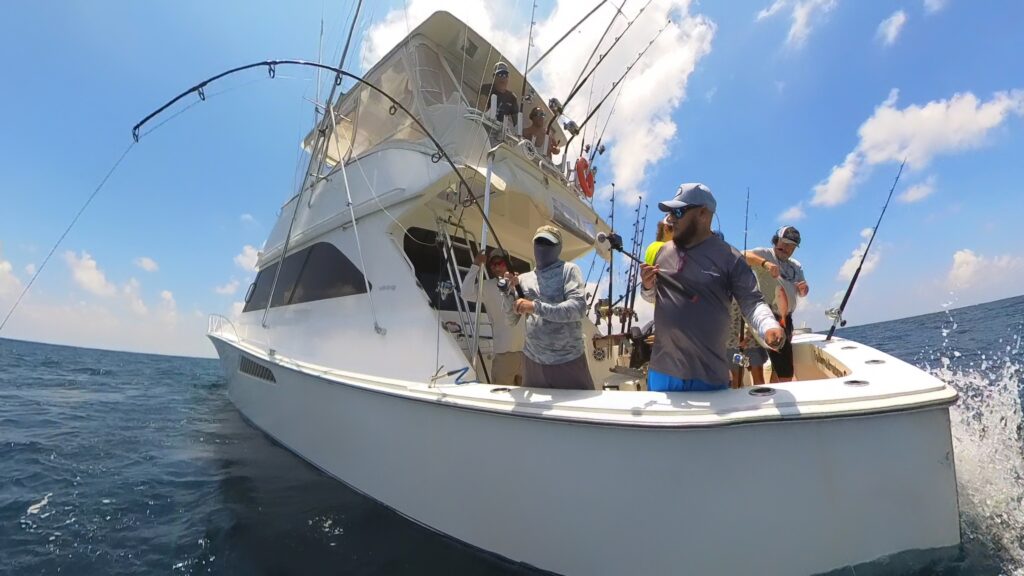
[131,60,525,298]
[586,80,624,165]
[519,0,539,106]
[546,0,654,135]
[607,182,616,336]
[566,0,629,108]
[597,232,698,302]
[825,160,906,340]
[733,187,751,367]
[619,197,643,334]
[526,0,611,75]
[624,202,648,334]
[564,19,669,150]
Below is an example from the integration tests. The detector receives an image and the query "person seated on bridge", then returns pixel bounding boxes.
[478,62,518,128]
[502,226,594,390]
[639,183,784,392]
[460,248,526,386]
[521,107,561,157]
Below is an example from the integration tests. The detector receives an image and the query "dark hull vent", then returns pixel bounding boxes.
[239,356,277,383]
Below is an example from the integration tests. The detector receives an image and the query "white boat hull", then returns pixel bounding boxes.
[210,336,960,576]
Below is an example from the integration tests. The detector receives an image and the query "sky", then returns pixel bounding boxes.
[1,0,1022,357]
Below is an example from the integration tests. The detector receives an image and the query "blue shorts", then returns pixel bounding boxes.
[647,369,727,392]
[726,346,768,367]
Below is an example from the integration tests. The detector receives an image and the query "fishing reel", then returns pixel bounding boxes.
[732,352,750,368]
[562,120,580,136]
[496,277,511,294]
[825,307,847,327]
[548,98,564,115]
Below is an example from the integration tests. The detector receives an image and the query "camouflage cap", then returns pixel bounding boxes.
[533,225,563,245]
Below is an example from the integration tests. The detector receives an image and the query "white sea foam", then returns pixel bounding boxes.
[26,492,52,515]
[937,328,1024,574]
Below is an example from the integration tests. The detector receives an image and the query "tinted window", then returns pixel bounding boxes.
[241,242,368,312]
[402,227,530,312]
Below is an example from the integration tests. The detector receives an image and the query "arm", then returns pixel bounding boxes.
[460,264,481,303]
[534,264,587,323]
[743,249,779,278]
[731,258,783,345]
[501,272,522,326]
[640,263,658,303]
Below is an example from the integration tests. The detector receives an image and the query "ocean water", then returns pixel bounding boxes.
[1,295,1022,575]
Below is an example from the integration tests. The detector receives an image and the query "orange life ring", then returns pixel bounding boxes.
[575,157,595,198]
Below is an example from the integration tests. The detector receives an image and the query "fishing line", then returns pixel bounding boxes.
[0,142,136,333]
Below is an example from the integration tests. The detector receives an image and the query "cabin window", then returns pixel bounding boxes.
[413,43,460,107]
[402,227,530,312]
[242,242,368,312]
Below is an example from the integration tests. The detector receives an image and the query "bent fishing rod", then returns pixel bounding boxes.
[131,59,524,301]
[825,160,906,341]
[564,19,669,150]
[597,232,698,302]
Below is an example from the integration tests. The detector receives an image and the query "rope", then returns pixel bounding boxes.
[0,142,135,334]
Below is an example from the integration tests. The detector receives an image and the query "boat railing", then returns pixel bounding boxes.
[463,108,584,200]
[208,314,240,343]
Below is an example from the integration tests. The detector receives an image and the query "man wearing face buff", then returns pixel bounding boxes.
[501,226,594,390]
[639,183,784,392]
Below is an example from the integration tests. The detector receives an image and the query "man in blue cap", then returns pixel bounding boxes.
[639,183,784,391]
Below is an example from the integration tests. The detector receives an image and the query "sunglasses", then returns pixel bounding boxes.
[668,206,694,219]
[495,71,509,78]
[488,258,507,267]
[534,237,557,246]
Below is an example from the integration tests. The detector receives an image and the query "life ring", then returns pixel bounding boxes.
[575,157,595,198]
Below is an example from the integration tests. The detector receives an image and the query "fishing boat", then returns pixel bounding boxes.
[198,11,961,575]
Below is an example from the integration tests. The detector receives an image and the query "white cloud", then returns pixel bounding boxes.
[1,258,23,297]
[25,263,36,277]
[215,279,240,295]
[778,203,806,222]
[755,0,837,49]
[838,228,881,281]
[134,257,159,272]
[812,89,1024,207]
[234,245,259,272]
[897,176,936,203]
[947,249,1024,290]
[923,0,948,14]
[123,278,148,316]
[876,10,907,47]
[240,213,257,225]
[158,290,179,325]
[363,0,715,205]
[64,251,117,297]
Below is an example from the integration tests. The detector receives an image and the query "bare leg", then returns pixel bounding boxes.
[731,368,743,389]
[749,366,765,386]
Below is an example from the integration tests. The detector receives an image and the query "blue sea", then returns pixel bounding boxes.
[2,296,1022,575]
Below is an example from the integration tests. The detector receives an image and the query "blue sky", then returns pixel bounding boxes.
[1,0,1022,356]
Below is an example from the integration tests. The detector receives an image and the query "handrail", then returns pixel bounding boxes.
[208,314,240,342]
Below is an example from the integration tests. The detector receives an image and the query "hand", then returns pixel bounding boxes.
[764,327,786,350]
[474,251,487,266]
[503,271,519,290]
[763,261,780,279]
[514,299,536,315]
[795,281,809,297]
[640,264,659,290]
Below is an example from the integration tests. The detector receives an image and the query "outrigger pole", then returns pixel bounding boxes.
[526,0,611,75]
[546,0,654,136]
[825,160,906,340]
[564,19,670,150]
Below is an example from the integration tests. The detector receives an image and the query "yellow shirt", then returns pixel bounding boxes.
[644,241,665,266]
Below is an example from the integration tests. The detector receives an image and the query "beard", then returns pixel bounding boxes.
[671,218,699,248]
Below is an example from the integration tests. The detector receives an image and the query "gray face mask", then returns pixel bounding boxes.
[534,242,561,269]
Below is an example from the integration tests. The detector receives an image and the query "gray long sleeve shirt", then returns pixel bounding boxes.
[502,261,587,365]
[641,236,780,387]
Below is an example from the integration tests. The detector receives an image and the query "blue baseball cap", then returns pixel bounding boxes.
[658,183,716,214]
